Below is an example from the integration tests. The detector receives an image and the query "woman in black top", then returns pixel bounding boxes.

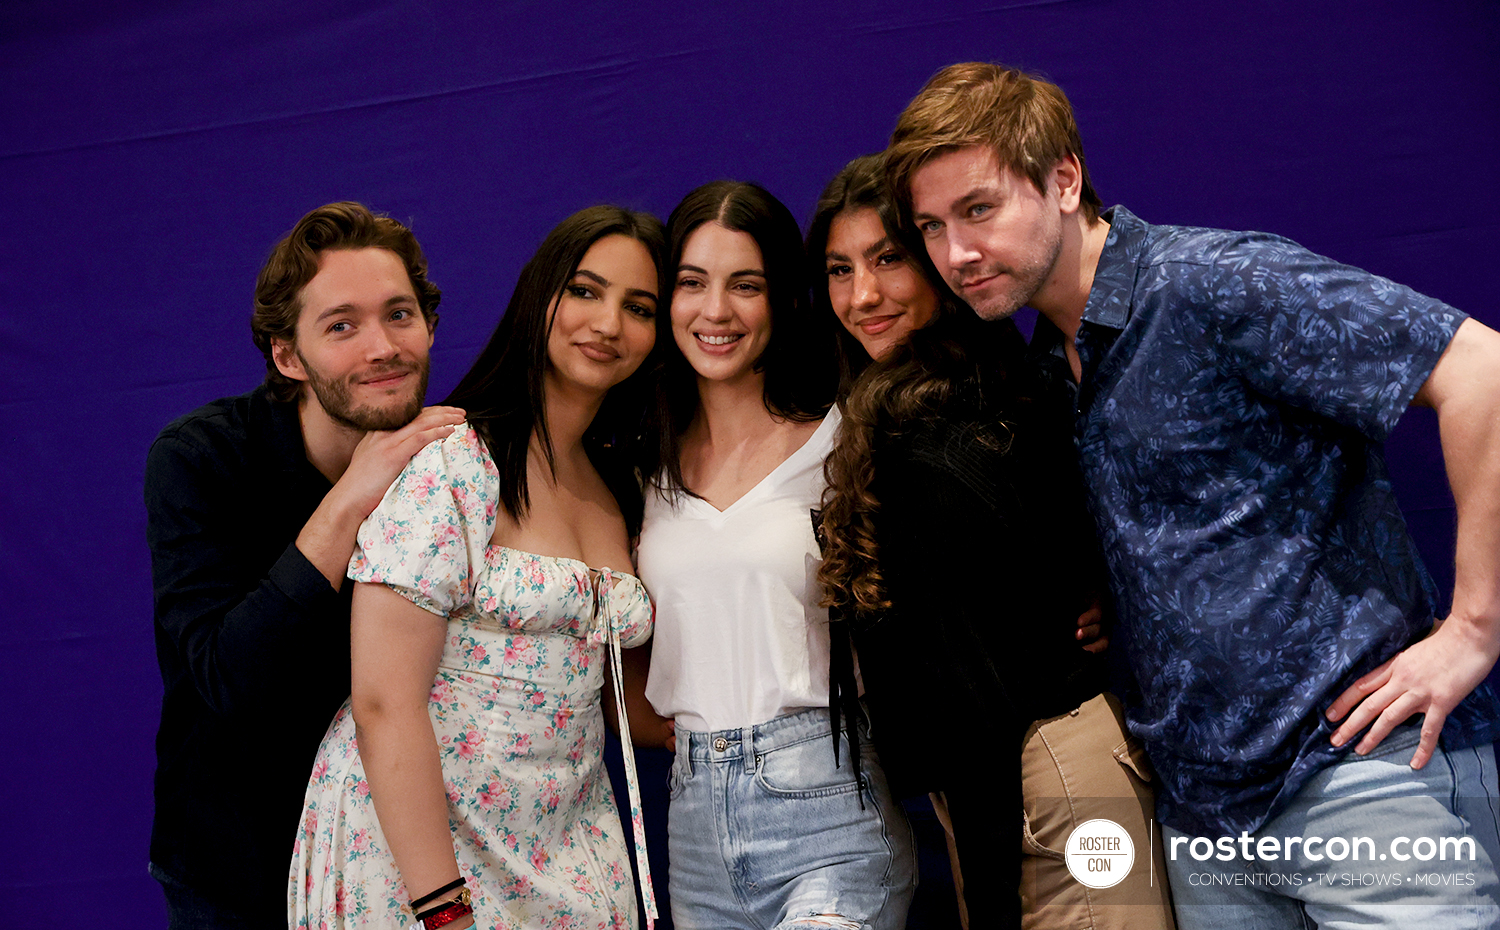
[811,155,1174,930]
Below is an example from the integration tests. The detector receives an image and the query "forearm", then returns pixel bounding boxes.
[296,482,380,591]
[350,582,469,919]
[1434,360,1500,650]
[608,643,674,748]
[353,707,465,907]
[1327,319,1500,764]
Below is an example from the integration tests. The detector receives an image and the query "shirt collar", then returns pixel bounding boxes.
[1080,205,1148,331]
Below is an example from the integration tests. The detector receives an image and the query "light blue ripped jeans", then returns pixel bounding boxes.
[666,707,917,930]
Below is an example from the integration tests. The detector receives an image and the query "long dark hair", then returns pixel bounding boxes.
[818,311,1032,613]
[444,205,668,536]
[651,180,838,495]
[805,154,966,398]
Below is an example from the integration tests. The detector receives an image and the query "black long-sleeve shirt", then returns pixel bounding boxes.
[145,385,351,918]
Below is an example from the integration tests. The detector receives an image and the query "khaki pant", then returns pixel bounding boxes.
[1018,693,1175,930]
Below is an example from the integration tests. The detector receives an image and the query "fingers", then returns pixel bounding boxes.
[1410,712,1446,770]
[1325,658,1393,725]
[1350,690,1422,754]
[1075,603,1107,653]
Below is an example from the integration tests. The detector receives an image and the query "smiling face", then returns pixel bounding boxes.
[824,207,940,361]
[544,234,659,396]
[670,222,772,386]
[272,247,433,431]
[909,145,1066,321]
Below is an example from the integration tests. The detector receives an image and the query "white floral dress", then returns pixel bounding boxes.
[289,425,655,929]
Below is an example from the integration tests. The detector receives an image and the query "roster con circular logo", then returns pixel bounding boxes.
[1064,818,1135,889]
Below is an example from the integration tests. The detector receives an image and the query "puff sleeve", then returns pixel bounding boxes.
[347,423,499,617]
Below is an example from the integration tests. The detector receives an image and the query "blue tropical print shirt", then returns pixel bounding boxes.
[1036,206,1500,837]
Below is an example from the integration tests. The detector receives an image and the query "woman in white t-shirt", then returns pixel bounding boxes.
[632,180,916,929]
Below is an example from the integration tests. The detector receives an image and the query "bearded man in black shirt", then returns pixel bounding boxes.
[144,202,464,927]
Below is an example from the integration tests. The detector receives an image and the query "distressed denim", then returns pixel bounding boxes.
[667,707,916,930]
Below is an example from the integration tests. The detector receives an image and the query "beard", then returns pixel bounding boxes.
[952,228,1064,322]
[298,352,429,431]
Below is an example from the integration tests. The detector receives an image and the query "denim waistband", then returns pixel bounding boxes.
[680,706,836,764]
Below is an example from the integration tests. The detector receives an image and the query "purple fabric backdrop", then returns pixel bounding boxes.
[2,0,1495,923]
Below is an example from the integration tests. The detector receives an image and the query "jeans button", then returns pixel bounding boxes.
[713,737,728,752]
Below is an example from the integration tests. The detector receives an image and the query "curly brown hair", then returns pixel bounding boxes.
[818,314,1023,616]
[251,202,442,402]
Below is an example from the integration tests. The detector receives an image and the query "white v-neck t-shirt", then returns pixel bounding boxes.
[638,407,840,733]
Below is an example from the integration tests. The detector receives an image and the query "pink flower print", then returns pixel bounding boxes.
[417,576,433,596]
[411,469,440,499]
[456,729,481,761]
[356,779,369,798]
[504,831,520,852]
[446,781,460,803]
[471,643,487,663]
[514,732,531,753]
[553,707,573,730]
[350,828,371,853]
[529,689,547,707]
[526,559,547,587]
[311,759,328,781]
[543,727,555,741]
[608,860,625,886]
[589,823,603,838]
[382,521,400,545]
[573,571,591,597]
[481,593,499,612]
[530,844,549,872]
[509,874,531,896]
[503,637,536,666]
[478,780,501,811]
[435,522,461,548]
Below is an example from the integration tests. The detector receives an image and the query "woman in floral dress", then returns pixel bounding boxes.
[290,206,667,929]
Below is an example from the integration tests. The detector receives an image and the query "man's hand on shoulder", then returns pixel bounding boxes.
[1326,617,1500,769]
[298,406,465,588]
[333,406,466,519]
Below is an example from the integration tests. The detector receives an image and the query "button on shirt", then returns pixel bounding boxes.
[1036,206,1500,836]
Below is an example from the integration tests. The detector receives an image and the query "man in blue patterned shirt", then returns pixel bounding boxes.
[886,63,1500,928]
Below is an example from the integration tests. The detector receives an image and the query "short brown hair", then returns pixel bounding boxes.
[886,62,1101,222]
[251,202,442,402]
